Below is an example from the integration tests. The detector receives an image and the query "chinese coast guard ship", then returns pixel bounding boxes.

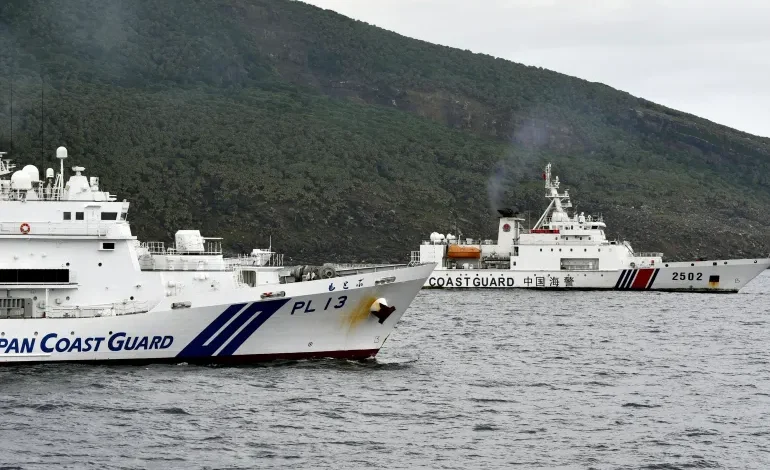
[412,163,769,292]
[0,147,435,364]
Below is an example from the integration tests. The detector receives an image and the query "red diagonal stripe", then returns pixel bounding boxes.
[631,268,654,289]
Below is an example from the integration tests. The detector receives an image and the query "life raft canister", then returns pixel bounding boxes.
[20,222,30,234]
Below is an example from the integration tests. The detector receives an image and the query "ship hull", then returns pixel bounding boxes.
[423,258,770,292]
[0,264,434,365]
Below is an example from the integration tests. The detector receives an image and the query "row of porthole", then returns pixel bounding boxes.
[64,262,103,267]
[29,294,134,301]
[663,261,737,267]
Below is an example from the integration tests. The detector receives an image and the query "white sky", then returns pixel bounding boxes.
[304,0,770,138]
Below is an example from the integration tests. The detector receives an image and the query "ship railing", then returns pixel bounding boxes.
[225,253,285,268]
[138,255,230,272]
[140,240,223,255]
[0,184,64,202]
[421,239,494,245]
[635,252,664,258]
[409,251,421,266]
[45,301,152,319]
[0,221,127,237]
[518,239,607,246]
[333,263,409,275]
[541,215,603,226]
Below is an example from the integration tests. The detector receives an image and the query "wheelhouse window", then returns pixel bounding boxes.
[75,212,84,220]
[101,212,118,220]
[63,212,71,220]
[101,242,115,250]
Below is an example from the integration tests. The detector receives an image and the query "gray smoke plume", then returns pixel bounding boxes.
[486,114,553,213]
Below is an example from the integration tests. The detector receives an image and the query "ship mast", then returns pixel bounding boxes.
[532,163,572,229]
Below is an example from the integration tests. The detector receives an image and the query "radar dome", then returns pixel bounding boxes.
[10,171,32,190]
[56,146,68,160]
[45,168,54,179]
[22,165,40,183]
[429,232,441,243]
[446,234,457,241]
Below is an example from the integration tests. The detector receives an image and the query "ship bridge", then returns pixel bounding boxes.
[0,147,131,239]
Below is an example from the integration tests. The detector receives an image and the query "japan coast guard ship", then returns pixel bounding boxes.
[0,147,435,364]
[412,163,769,291]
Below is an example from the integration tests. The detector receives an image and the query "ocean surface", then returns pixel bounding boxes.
[1,273,769,470]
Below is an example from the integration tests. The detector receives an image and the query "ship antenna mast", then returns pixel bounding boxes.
[9,49,14,155]
[41,73,44,160]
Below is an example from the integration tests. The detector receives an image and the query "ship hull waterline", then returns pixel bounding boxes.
[0,264,434,365]
[423,258,770,292]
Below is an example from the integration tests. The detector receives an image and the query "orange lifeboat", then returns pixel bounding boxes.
[447,245,481,259]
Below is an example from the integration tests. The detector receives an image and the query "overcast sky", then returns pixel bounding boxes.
[304,0,769,138]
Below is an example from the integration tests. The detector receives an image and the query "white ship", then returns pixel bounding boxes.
[412,163,769,291]
[0,147,435,364]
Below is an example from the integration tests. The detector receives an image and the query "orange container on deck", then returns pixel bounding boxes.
[447,245,481,259]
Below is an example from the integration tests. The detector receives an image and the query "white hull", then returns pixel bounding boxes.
[0,264,434,364]
[423,258,770,292]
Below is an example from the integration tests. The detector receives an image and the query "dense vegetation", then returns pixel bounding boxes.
[1,0,769,263]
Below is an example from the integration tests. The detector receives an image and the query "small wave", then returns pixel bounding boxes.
[158,407,190,415]
[650,439,673,447]
[30,403,67,412]
[359,411,401,418]
[529,382,556,389]
[270,424,304,430]
[79,404,140,414]
[283,396,322,404]
[469,397,513,403]
[472,423,498,431]
[685,429,719,437]
[622,403,661,408]
[316,410,344,420]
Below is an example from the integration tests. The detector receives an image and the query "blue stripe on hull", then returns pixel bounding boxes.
[177,298,290,358]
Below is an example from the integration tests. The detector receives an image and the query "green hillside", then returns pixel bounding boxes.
[1,0,768,263]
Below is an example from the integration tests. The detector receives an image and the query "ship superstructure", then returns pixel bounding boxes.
[0,147,434,364]
[412,163,769,291]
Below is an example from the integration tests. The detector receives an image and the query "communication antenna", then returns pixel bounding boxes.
[40,73,44,160]
[9,50,13,154]
[56,146,68,194]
